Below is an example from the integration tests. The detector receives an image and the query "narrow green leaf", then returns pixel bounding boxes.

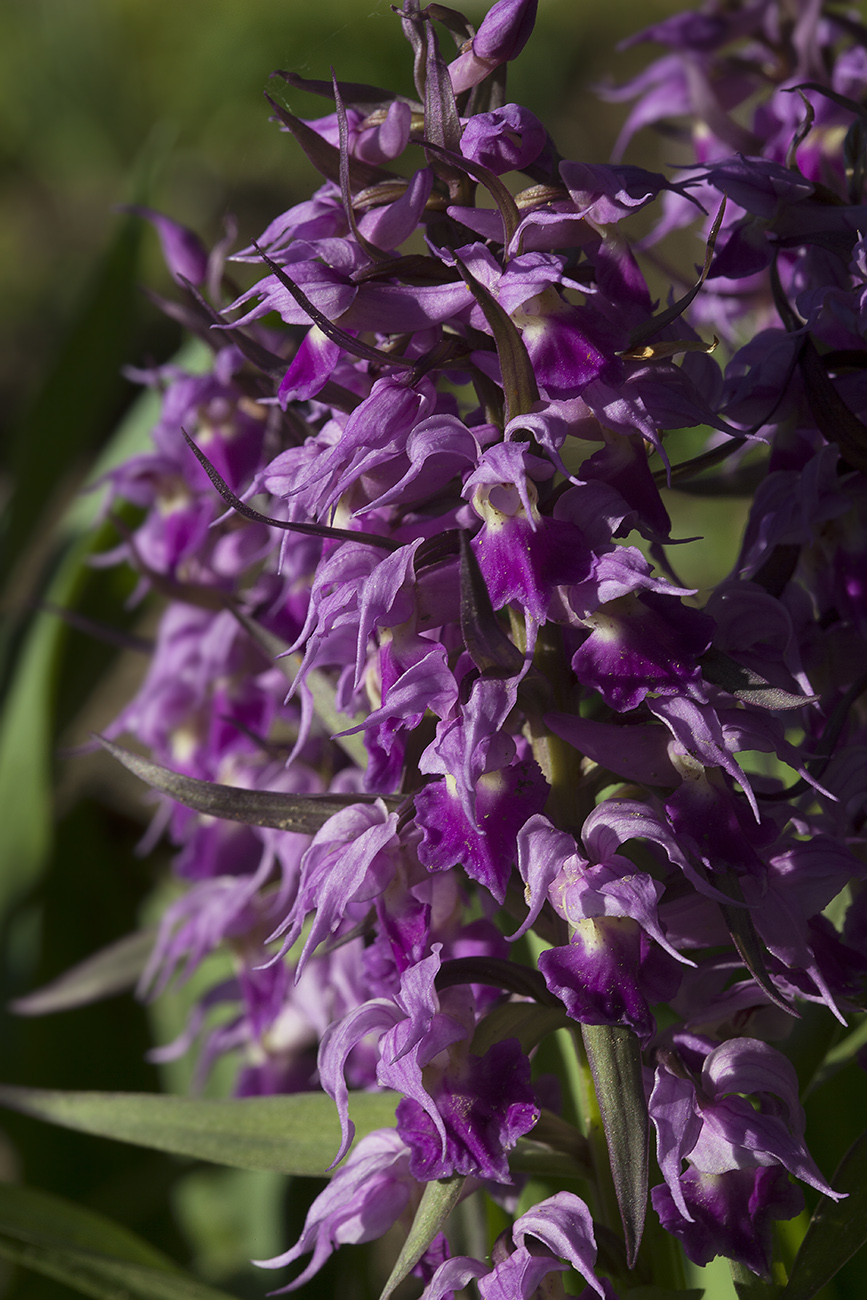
[98,737,396,830]
[422,139,520,245]
[264,91,396,190]
[0,1086,399,1177]
[810,1014,867,1093]
[581,1023,648,1269]
[459,529,525,678]
[798,334,867,473]
[0,1181,174,1269]
[436,955,555,1004]
[379,1175,465,1300]
[0,1181,244,1300]
[779,1126,867,1300]
[10,928,156,1016]
[625,195,726,351]
[699,648,817,710]
[719,877,799,1019]
[0,1243,240,1300]
[508,1108,591,1180]
[470,1001,570,1058]
[507,1144,589,1181]
[618,1290,703,1300]
[183,429,399,547]
[2,216,142,588]
[273,69,408,114]
[0,340,210,914]
[453,253,539,424]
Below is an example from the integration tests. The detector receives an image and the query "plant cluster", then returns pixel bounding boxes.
[10,1,867,1297]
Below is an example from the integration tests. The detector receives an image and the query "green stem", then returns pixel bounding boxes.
[730,1257,783,1300]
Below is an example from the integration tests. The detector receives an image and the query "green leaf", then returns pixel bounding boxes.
[264,91,396,191]
[0,339,211,915]
[452,253,539,424]
[699,647,817,710]
[2,216,142,591]
[508,1109,591,1180]
[422,139,520,245]
[470,1001,570,1058]
[0,1181,240,1300]
[0,1181,173,1268]
[810,1014,867,1093]
[507,1144,590,1181]
[379,1175,465,1300]
[0,1086,399,1177]
[625,195,726,351]
[10,928,156,1016]
[98,737,397,831]
[581,1023,648,1270]
[458,530,526,678]
[619,1290,703,1300]
[717,871,798,1019]
[779,1125,867,1300]
[798,333,867,474]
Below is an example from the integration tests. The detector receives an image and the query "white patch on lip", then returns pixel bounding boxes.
[586,610,621,643]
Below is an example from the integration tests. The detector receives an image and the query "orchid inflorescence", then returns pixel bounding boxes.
[91,0,867,1293]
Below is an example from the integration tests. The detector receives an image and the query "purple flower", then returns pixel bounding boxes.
[255,1129,417,1290]
[396,1033,539,1183]
[448,0,538,93]
[422,1192,605,1299]
[460,104,548,175]
[649,1038,844,1274]
[80,0,867,1288]
[570,591,714,712]
[121,205,209,286]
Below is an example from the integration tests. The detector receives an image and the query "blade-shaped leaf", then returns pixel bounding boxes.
[616,1291,702,1300]
[98,737,396,830]
[436,955,557,1004]
[730,1258,779,1300]
[0,1244,242,1300]
[581,1023,648,1270]
[272,69,414,115]
[0,1181,173,1268]
[10,928,156,1016]
[453,254,539,424]
[0,1181,240,1300]
[718,872,799,1018]
[699,647,818,710]
[508,1108,591,1180]
[626,195,726,351]
[0,339,210,913]
[508,1143,590,1181]
[798,334,867,473]
[470,1001,571,1058]
[809,1015,867,1094]
[264,91,397,190]
[182,429,399,548]
[779,1126,867,1300]
[379,1175,465,1300]
[0,1086,399,1177]
[422,138,520,245]
[459,530,525,678]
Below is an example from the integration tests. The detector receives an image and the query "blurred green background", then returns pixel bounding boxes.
[2,2,864,1298]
